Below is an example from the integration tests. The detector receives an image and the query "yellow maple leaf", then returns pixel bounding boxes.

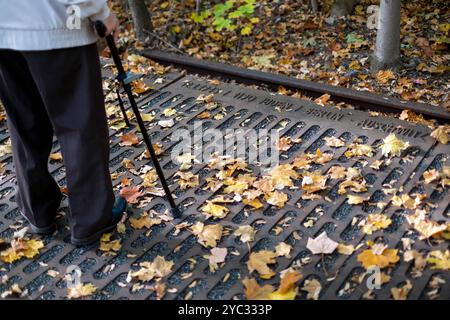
[67,283,97,299]
[247,250,277,279]
[347,195,369,205]
[192,222,223,248]
[0,239,44,263]
[357,247,399,269]
[426,250,450,270]
[362,214,392,235]
[430,126,450,144]
[243,197,264,209]
[268,164,299,189]
[380,134,409,157]
[345,143,374,158]
[202,201,229,219]
[301,171,327,193]
[129,213,162,230]
[264,191,288,208]
[243,277,275,300]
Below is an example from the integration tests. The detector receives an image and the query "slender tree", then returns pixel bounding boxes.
[371,0,401,71]
[127,0,153,42]
[330,0,359,17]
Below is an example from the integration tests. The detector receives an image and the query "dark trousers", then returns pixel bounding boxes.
[0,43,114,239]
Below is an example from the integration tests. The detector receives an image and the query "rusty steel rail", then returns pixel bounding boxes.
[142,50,450,123]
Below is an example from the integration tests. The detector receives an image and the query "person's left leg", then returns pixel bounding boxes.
[0,49,62,233]
[23,44,116,242]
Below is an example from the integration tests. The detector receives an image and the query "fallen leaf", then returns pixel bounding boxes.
[306,232,338,255]
[120,186,143,204]
[380,134,409,157]
[234,225,256,243]
[131,256,174,281]
[67,283,96,299]
[301,279,321,300]
[357,247,399,269]
[426,250,450,270]
[391,280,412,300]
[247,250,277,279]
[192,222,223,248]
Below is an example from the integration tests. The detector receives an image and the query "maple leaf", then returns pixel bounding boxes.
[67,283,96,299]
[99,233,121,253]
[391,280,412,300]
[129,212,162,230]
[49,152,63,161]
[243,197,264,209]
[277,136,293,151]
[422,169,440,184]
[301,171,327,193]
[337,243,356,256]
[347,195,369,205]
[120,186,143,204]
[202,201,230,219]
[141,170,158,188]
[357,246,400,269]
[426,250,450,270]
[275,242,292,258]
[362,214,392,235]
[292,154,311,170]
[253,178,274,194]
[192,222,223,248]
[406,210,448,240]
[324,136,345,148]
[175,171,199,190]
[247,250,277,279]
[268,164,299,189]
[345,143,374,158]
[268,270,302,300]
[0,239,44,263]
[430,126,450,144]
[306,232,338,255]
[376,70,395,84]
[208,247,227,271]
[309,148,333,164]
[243,277,275,300]
[234,225,256,243]
[264,191,288,208]
[120,132,139,146]
[327,165,346,180]
[380,134,409,157]
[131,256,174,281]
[391,194,421,210]
[301,279,322,300]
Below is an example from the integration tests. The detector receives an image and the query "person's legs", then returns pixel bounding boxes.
[23,43,115,241]
[0,50,62,232]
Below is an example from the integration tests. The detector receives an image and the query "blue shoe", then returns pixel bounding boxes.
[70,197,127,246]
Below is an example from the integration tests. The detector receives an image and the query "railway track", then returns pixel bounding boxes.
[143,50,450,123]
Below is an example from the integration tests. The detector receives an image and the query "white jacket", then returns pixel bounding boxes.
[0,0,111,51]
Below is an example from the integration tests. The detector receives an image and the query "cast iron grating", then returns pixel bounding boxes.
[0,72,448,300]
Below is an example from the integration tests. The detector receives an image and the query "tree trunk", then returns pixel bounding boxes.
[128,0,153,42]
[310,0,319,12]
[330,0,358,17]
[371,0,401,71]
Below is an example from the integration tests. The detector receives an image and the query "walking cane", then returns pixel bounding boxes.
[95,21,182,219]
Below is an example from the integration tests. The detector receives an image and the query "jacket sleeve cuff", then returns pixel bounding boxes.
[89,3,111,22]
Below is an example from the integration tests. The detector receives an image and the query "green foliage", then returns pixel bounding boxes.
[191,0,258,36]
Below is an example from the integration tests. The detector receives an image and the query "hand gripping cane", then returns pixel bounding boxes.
[95,21,182,219]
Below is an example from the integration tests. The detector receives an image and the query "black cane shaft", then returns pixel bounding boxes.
[116,88,131,127]
[122,82,177,209]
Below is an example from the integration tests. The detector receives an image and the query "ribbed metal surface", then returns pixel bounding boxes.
[0,73,448,300]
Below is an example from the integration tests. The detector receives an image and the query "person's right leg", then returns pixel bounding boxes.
[0,50,62,233]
